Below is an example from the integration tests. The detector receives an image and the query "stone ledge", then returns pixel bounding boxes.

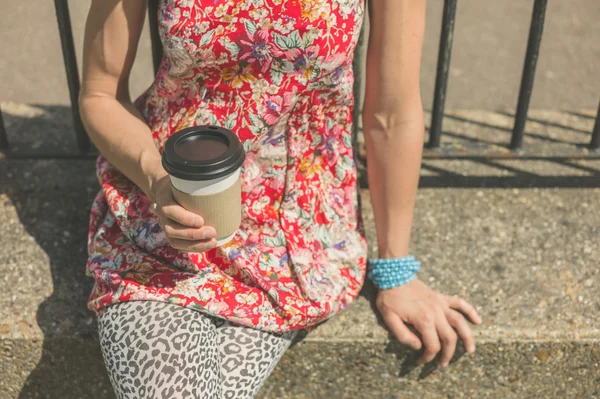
[1,105,600,397]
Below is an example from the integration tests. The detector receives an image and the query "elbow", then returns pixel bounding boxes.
[78,92,97,129]
[77,90,110,133]
[78,89,103,112]
[364,112,425,139]
[78,89,117,120]
[78,91,90,126]
[78,87,97,117]
[362,99,425,138]
[78,91,88,118]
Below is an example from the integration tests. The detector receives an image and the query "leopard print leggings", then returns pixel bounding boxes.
[97,301,299,399]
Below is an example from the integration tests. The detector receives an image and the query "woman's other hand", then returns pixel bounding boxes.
[152,175,217,252]
[376,279,482,368]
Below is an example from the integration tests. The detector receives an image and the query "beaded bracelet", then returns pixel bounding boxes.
[367,255,421,290]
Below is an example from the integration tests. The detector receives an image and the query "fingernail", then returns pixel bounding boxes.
[468,344,476,353]
[194,218,203,227]
[440,362,448,368]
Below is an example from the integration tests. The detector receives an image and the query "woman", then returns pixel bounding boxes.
[80,0,482,397]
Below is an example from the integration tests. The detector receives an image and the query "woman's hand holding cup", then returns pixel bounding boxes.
[152,175,217,252]
[160,126,246,248]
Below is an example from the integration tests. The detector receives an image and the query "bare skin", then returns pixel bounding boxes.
[364,0,482,367]
[79,0,216,252]
[80,0,482,369]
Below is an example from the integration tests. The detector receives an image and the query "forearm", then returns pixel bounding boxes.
[363,0,426,259]
[363,104,424,259]
[79,94,166,203]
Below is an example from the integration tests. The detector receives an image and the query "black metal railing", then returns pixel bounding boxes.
[0,0,599,159]
[427,0,457,149]
[147,0,163,76]
[54,0,90,154]
[427,0,599,158]
[510,0,547,150]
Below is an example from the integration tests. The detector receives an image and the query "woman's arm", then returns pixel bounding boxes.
[80,0,163,202]
[80,0,216,251]
[363,0,482,368]
[362,0,425,259]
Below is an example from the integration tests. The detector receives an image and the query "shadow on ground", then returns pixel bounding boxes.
[0,160,112,398]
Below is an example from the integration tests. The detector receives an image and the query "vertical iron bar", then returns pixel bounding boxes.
[427,0,457,149]
[591,100,600,150]
[148,0,163,75]
[510,0,547,150]
[54,0,89,153]
[0,107,9,151]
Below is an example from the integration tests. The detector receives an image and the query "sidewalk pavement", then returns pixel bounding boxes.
[0,104,599,398]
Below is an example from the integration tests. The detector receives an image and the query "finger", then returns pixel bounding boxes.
[446,308,476,353]
[164,220,216,241]
[168,237,216,252]
[161,202,205,228]
[435,307,458,367]
[383,313,422,350]
[444,295,482,325]
[410,310,441,365]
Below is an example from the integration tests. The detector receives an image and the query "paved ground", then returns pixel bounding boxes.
[0,108,599,398]
[1,0,599,110]
[1,1,599,397]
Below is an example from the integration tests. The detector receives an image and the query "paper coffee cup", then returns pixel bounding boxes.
[161,126,246,246]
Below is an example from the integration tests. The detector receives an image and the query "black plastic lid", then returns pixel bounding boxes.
[162,126,246,181]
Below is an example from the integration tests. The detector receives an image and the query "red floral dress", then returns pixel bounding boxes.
[86,0,368,332]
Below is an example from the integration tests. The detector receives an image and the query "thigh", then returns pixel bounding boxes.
[97,301,222,399]
[214,320,298,399]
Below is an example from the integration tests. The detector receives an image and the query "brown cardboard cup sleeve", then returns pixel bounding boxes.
[170,177,242,240]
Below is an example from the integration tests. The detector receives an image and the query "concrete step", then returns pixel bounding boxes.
[1,107,600,398]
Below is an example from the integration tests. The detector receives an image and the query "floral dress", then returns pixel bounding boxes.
[86,0,368,333]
